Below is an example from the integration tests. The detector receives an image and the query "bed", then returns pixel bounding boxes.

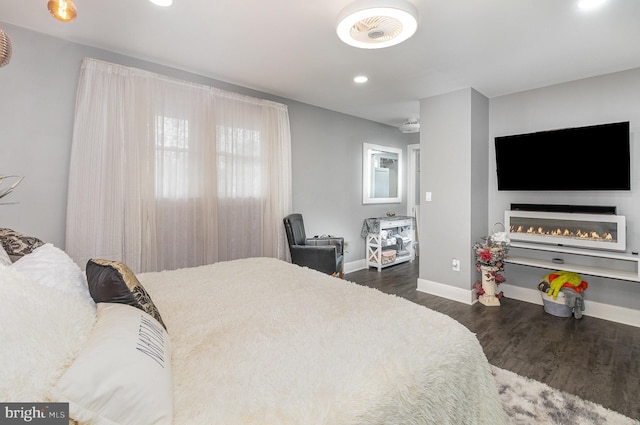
[0,233,507,425]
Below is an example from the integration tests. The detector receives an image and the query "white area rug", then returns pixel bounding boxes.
[493,366,639,425]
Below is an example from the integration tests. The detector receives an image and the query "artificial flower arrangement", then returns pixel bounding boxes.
[473,238,509,299]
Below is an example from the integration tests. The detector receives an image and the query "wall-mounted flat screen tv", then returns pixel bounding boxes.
[495,121,630,191]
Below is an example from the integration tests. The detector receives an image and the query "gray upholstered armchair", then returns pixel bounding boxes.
[283,213,344,278]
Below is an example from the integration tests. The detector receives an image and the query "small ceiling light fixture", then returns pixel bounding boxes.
[398,118,420,134]
[149,0,173,7]
[577,0,607,10]
[337,0,418,49]
[47,0,77,22]
[354,75,369,83]
[0,29,11,67]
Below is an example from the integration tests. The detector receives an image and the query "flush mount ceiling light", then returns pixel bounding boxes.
[398,118,420,133]
[48,0,77,22]
[336,0,418,49]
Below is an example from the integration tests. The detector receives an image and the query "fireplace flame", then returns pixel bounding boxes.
[510,225,614,242]
[505,210,624,250]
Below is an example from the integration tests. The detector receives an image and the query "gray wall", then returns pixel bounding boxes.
[288,103,418,263]
[0,22,417,266]
[488,68,640,310]
[419,88,489,289]
[418,68,640,310]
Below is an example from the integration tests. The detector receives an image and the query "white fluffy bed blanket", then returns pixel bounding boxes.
[140,257,506,425]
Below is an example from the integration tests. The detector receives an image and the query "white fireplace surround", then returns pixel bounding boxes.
[504,210,626,252]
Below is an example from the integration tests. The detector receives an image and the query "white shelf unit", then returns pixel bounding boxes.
[366,217,415,272]
[505,242,640,282]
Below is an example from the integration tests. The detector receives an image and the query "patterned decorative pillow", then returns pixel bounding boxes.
[86,259,167,330]
[0,228,45,257]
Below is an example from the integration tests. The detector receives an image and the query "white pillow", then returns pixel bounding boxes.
[0,265,97,402]
[0,244,10,266]
[51,303,173,425]
[11,243,95,307]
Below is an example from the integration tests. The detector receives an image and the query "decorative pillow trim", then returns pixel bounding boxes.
[86,259,167,330]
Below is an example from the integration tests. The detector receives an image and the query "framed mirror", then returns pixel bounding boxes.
[363,143,402,204]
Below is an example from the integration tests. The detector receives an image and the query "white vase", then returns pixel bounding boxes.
[479,265,500,306]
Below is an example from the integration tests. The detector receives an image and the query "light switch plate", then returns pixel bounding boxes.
[452,258,460,271]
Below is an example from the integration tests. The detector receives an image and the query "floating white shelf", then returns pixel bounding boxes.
[505,242,640,282]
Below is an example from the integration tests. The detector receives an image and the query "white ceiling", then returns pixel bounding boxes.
[1,0,640,128]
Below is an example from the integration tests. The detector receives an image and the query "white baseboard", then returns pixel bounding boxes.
[416,278,478,305]
[499,283,543,305]
[500,283,640,328]
[344,259,366,274]
[417,280,640,328]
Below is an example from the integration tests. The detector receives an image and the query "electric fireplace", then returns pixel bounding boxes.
[505,209,626,252]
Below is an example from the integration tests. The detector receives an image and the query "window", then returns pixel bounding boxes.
[216,126,262,198]
[155,115,197,199]
[66,58,291,272]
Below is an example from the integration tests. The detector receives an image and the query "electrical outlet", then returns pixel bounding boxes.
[451,258,460,272]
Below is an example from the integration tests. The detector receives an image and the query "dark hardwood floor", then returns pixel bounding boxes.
[346,260,640,421]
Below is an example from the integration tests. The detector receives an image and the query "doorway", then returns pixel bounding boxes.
[406,144,420,256]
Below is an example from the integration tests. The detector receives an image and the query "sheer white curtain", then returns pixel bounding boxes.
[66,58,292,272]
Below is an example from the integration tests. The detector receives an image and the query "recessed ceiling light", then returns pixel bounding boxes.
[577,0,607,10]
[354,75,369,83]
[150,0,173,7]
[337,0,418,49]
